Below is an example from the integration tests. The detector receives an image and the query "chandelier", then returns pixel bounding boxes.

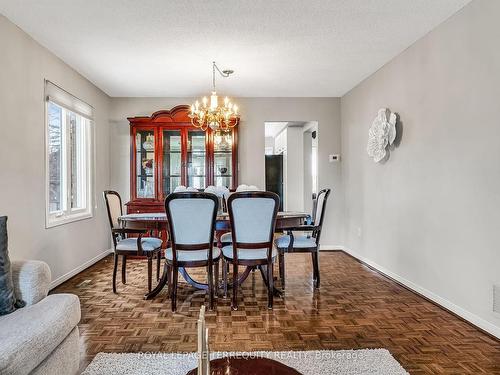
[189,61,240,132]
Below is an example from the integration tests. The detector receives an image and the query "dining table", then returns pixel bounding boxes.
[118,211,309,300]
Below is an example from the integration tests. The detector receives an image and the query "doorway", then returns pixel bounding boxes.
[264,121,318,213]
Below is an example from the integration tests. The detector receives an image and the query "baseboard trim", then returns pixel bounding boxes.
[50,248,113,289]
[319,245,344,251]
[340,246,500,340]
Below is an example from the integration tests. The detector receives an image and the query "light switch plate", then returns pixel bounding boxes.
[329,154,340,162]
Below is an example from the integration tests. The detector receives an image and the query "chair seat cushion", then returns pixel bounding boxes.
[222,245,276,260]
[220,232,232,243]
[275,235,317,249]
[165,247,221,262]
[116,237,162,251]
[0,293,80,374]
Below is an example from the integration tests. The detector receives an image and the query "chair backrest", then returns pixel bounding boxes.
[227,191,280,260]
[312,188,331,242]
[165,192,218,263]
[103,190,122,230]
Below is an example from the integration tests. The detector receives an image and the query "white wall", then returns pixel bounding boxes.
[340,0,500,337]
[0,15,112,285]
[264,136,274,155]
[109,97,342,246]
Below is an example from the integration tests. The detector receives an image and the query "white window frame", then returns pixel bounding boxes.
[45,81,95,228]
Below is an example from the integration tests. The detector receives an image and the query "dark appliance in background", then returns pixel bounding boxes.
[265,154,284,211]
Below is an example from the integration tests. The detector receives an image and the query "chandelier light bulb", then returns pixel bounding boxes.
[210,92,218,110]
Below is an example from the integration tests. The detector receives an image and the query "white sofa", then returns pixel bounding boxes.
[0,260,81,375]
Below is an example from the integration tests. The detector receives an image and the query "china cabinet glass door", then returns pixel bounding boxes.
[213,130,233,188]
[162,130,182,195]
[187,130,206,189]
[135,129,155,198]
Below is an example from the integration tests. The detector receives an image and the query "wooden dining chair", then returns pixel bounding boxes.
[222,191,280,310]
[165,192,220,312]
[275,188,331,289]
[218,185,259,247]
[103,190,162,293]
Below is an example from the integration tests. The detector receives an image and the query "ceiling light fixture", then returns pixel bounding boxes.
[189,61,240,132]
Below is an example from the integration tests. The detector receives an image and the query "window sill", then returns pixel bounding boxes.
[46,212,93,229]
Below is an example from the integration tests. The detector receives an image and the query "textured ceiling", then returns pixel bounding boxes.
[0,0,471,97]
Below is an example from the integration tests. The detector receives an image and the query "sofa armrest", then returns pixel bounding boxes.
[11,260,51,306]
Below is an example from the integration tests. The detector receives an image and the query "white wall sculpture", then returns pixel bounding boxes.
[367,108,397,163]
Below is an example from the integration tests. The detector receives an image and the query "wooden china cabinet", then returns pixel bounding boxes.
[125,105,238,214]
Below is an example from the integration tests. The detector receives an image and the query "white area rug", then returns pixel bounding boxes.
[83,349,409,375]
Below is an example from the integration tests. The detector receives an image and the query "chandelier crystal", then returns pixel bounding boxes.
[189,62,240,132]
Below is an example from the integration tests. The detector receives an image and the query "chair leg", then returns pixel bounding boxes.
[278,251,285,289]
[267,262,274,309]
[312,251,320,288]
[223,259,228,298]
[214,261,220,299]
[156,252,161,281]
[112,253,118,293]
[172,266,178,312]
[208,263,214,310]
[166,264,172,298]
[147,255,153,293]
[121,255,127,284]
[232,263,238,310]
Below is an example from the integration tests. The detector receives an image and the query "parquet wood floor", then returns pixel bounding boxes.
[52,251,500,374]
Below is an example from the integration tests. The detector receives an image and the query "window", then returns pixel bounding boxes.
[45,81,94,227]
